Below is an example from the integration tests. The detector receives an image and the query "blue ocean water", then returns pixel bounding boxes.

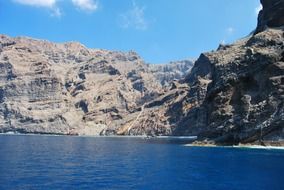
[0,135,284,190]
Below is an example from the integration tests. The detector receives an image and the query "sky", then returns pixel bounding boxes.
[0,0,262,63]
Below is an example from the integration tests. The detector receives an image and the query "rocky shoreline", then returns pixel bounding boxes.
[186,141,284,149]
[2,131,284,149]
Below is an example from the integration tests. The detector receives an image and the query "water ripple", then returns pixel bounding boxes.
[0,135,284,190]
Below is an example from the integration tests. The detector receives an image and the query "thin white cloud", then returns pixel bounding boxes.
[255,4,263,15]
[13,0,61,17]
[13,0,56,8]
[119,1,148,30]
[72,0,98,12]
[51,7,62,17]
[13,0,99,16]
[226,27,235,35]
[221,27,235,44]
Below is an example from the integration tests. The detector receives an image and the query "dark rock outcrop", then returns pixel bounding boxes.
[121,0,284,145]
[255,0,284,34]
[176,29,284,145]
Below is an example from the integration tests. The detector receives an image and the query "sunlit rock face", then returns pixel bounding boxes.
[0,35,166,135]
[148,60,194,87]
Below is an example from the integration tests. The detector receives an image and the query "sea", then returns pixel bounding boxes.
[0,134,283,190]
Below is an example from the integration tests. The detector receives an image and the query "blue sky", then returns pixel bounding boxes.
[0,0,262,63]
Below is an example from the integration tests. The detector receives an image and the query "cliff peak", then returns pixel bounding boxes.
[255,0,284,34]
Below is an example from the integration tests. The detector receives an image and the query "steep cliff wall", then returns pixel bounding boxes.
[0,35,163,135]
[176,29,284,144]
[148,60,194,86]
[1,1,283,145]
[255,0,284,34]
[122,0,284,145]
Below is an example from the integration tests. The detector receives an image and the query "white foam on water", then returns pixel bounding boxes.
[233,145,284,150]
[183,144,284,150]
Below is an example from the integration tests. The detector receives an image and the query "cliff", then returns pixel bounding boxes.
[118,0,284,145]
[0,34,194,135]
[255,0,284,34]
[148,60,194,86]
[0,36,166,135]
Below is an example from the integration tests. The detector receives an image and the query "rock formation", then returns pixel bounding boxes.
[117,0,284,145]
[148,60,194,86]
[0,36,166,135]
[255,0,284,34]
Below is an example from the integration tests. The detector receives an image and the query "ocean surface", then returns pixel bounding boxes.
[0,135,284,190]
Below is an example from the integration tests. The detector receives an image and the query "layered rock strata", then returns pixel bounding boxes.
[0,36,163,135]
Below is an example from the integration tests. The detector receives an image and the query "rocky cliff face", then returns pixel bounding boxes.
[119,0,284,145]
[148,60,194,86]
[1,1,283,145]
[178,29,284,145]
[255,0,284,34]
[0,35,165,135]
[186,0,284,145]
